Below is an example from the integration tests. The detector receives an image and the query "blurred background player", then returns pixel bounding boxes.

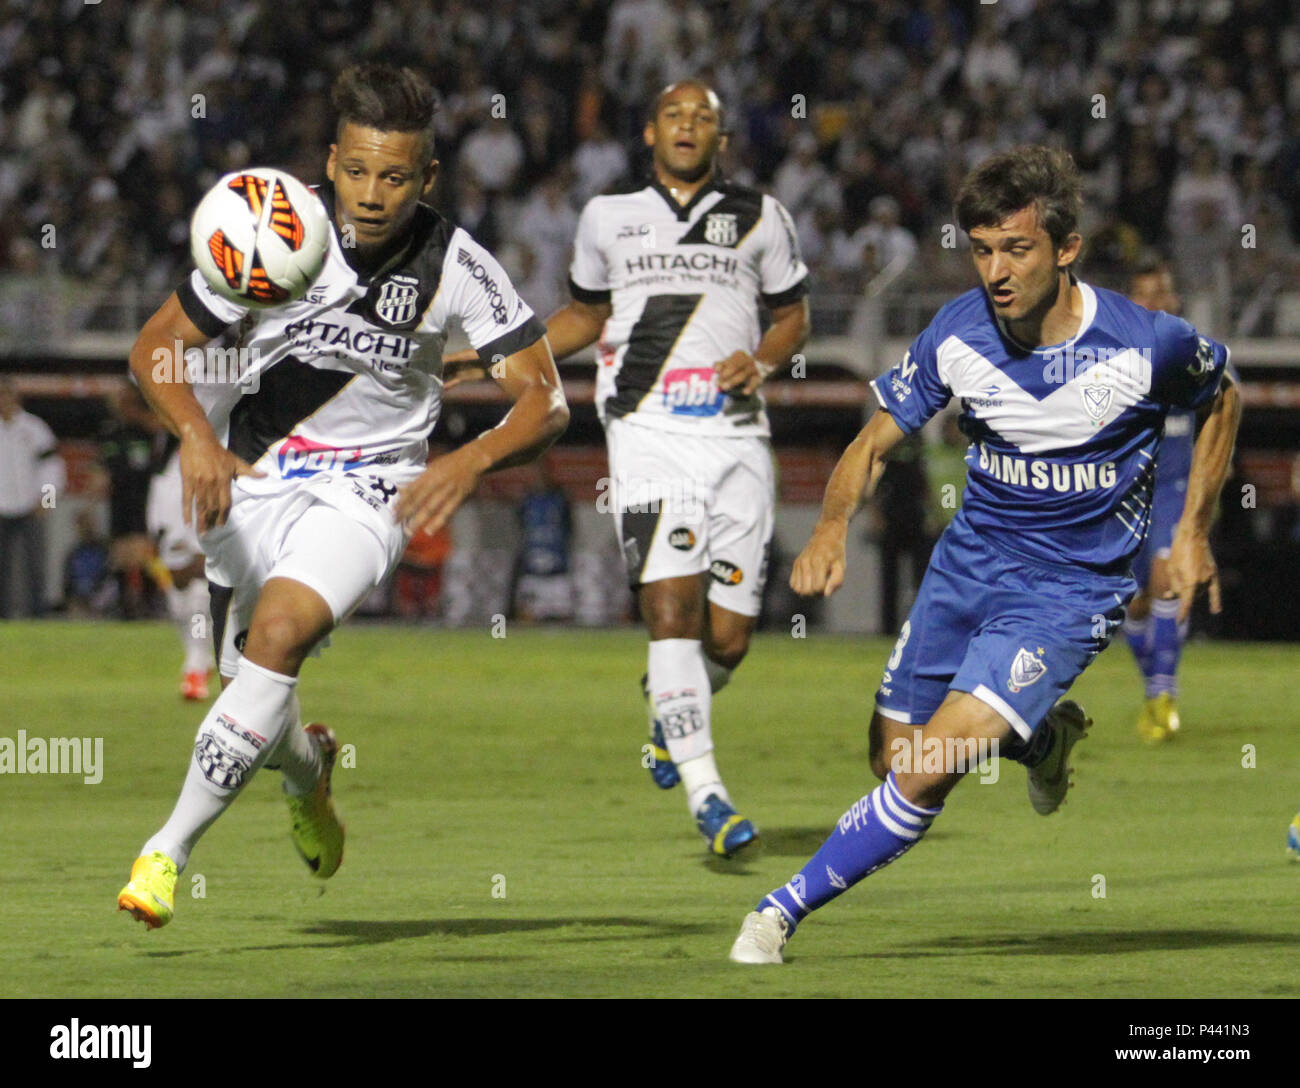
[146,434,214,699]
[97,384,169,619]
[0,376,65,617]
[117,63,567,929]
[1122,259,1193,742]
[539,80,809,857]
[511,458,573,623]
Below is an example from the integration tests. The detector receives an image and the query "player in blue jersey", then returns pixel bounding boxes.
[1121,260,1194,742]
[728,145,1241,963]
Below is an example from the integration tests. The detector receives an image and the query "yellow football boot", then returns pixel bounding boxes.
[285,723,345,879]
[1138,693,1180,744]
[117,851,178,929]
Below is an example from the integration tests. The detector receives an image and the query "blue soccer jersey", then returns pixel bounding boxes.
[872,281,1229,574]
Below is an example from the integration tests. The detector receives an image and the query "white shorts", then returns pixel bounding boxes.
[146,452,202,569]
[202,473,409,677]
[605,417,774,617]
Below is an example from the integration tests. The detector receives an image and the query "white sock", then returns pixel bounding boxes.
[647,638,728,814]
[142,656,297,870]
[704,657,732,694]
[271,694,323,797]
[680,752,729,814]
[170,578,213,674]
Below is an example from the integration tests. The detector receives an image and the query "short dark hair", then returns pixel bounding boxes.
[956,145,1082,251]
[649,79,728,134]
[331,64,438,163]
[1130,253,1171,282]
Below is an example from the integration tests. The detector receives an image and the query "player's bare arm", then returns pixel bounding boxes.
[791,409,907,597]
[445,299,610,389]
[395,335,569,535]
[1169,374,1242,621]
[440,347,487,388]
[127,292,262,531]
[715,297,810,396]
[545,297,613,360]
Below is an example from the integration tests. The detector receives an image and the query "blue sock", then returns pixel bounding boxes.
[1147,598,1185,698]
[1124,615,1153,681]
[758,773,942,934]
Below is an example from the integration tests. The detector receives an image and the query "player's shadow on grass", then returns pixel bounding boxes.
[224,916,713,952]
[853,929,1300,958]
[757,827,832,856]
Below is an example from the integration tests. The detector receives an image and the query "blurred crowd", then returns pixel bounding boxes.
[2,0,1300,321]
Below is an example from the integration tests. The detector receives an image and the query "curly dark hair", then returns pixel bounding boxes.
[956,145,1083,251]
[331,64,439,163]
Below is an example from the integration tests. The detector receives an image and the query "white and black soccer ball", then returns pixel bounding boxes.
[190,168,330,308]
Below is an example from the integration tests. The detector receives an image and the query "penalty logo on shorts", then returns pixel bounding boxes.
[1008,646,1046,693]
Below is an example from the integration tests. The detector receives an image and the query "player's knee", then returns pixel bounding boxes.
[243,610,320,668]
[642,590,703,639]
[705,629,750,670]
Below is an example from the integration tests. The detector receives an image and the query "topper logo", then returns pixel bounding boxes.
[662,367,723,416]
[278,434,364,478]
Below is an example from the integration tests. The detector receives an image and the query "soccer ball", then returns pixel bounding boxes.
[190,168,330,308]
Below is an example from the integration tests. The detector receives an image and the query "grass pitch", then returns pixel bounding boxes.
[0,621,1296,999]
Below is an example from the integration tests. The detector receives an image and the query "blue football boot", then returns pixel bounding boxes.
[696,793,758,858]
[641,674,680,789]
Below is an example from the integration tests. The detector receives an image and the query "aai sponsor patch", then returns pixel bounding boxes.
[668,527,696,550]
[709,559,743,586]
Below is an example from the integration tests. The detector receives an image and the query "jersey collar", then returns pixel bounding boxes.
[994,273,1097,355]
[646,174,720,222]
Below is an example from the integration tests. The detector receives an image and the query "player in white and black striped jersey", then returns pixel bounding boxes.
[487,80,808,858]
[117,64,568,929]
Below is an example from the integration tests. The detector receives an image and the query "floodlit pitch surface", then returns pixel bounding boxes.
[1,623,1294,998]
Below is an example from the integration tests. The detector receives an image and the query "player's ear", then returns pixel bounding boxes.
[421,160,439,197]
[643,120,657,149]
[718,131,730,155]
[325,145,338,183]
[1057,232,1083,268]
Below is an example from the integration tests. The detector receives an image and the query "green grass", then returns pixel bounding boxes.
[0,621,1296,998]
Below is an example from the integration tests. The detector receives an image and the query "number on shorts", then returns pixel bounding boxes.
[887,620,911,670]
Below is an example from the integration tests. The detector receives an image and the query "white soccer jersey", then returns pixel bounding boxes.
[178,184,545,496]
[569,178,808,437]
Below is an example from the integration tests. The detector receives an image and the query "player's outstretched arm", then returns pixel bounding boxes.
[544,298,612,361]
[127,292,262,531]
[715,298,810,395]
[1169,374,1242,621]
[396,336,569,536]
[791,409,907,597]
[442,296,610,387]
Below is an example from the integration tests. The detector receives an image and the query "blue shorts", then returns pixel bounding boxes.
[1131,471,1188,589]
[875,517,1135,740]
